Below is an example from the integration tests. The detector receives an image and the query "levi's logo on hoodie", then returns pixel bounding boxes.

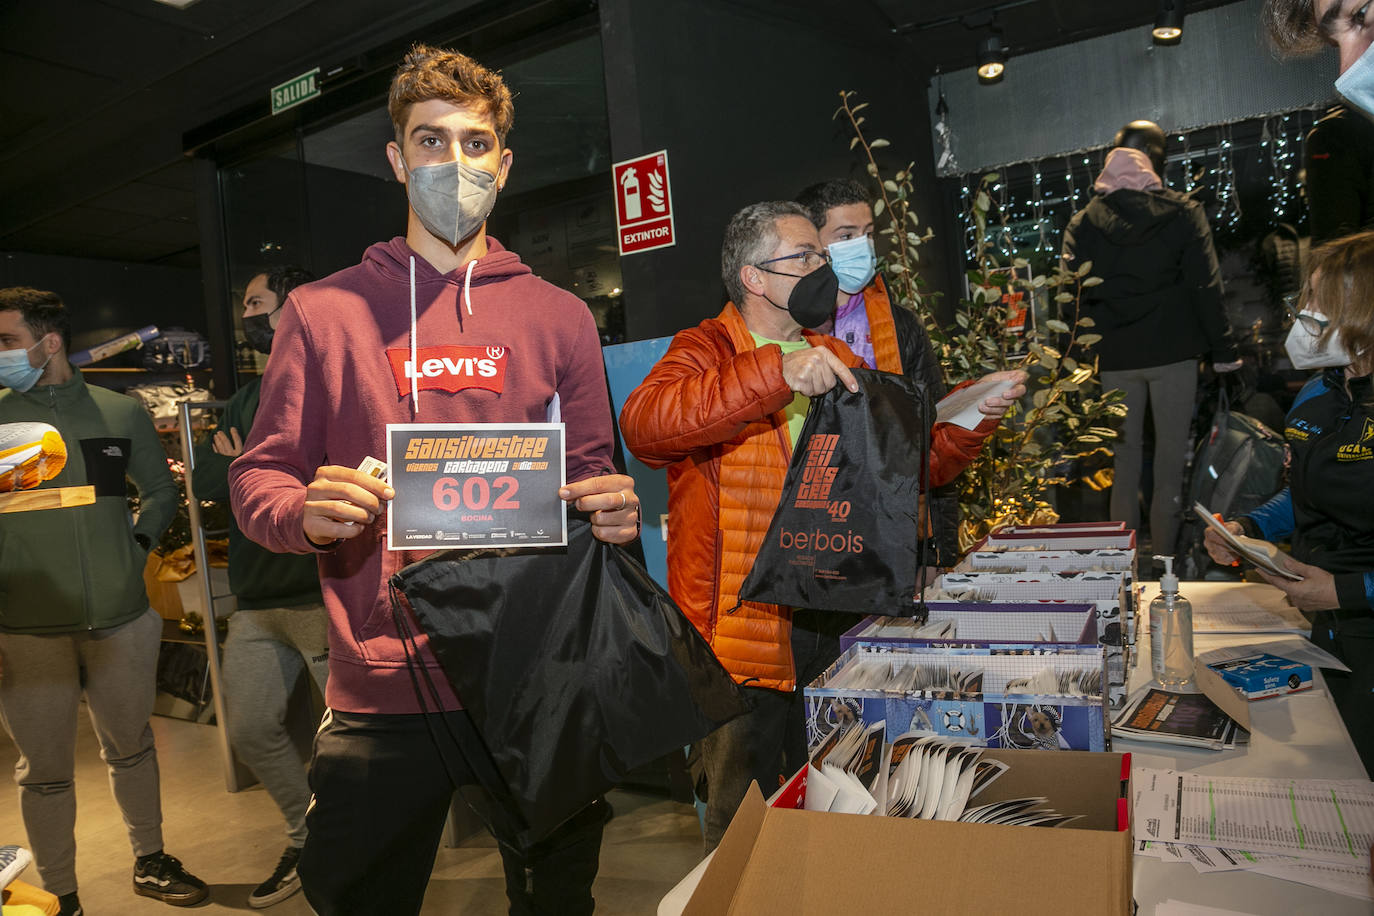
[386,346,508,396]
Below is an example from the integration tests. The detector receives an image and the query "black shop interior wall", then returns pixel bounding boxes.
[0,251,204,367]
[598,0,952,342]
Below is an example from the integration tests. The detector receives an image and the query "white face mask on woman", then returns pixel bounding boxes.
[1284,310,1353,369]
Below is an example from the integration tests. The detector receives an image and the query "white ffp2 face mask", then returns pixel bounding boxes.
[1335,41,1374,119]
[1285,312,1353,369]
[400,155,500,247]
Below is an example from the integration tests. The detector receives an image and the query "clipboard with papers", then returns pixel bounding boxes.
[1192,502,1303,582]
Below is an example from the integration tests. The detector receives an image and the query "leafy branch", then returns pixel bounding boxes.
[834,91,937,318]
[837,93,1125,548]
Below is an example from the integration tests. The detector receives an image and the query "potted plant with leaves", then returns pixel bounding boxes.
[835,91,1125,550]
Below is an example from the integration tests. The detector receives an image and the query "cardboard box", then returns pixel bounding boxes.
[839,602,1099,655]
[806,645,1110,752]
[1001,521,1127,532]
[682,749,1132,916]
[934,570,1132,708]
[981,528,1137,551]
[1208,652,1313,699]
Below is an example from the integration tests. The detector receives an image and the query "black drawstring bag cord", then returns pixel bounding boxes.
[387,580,528,849]
[388,570,599,856]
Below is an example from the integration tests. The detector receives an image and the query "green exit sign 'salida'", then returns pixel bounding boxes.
[270,68,320,116]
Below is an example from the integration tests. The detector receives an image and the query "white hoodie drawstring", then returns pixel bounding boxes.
[409,255,479,417]
[463,258,476,315]
[409,256,419,416]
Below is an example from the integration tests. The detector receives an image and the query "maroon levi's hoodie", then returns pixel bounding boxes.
[229,237,615,714]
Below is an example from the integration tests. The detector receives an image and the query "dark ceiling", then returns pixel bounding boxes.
[0,0,1241,271]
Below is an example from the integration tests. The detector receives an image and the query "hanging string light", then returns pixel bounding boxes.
[960,181,977,262]
[1215,123,1243,233]
[1266,114,1300,225]
[946,109,1315,267]
[1032,165,1048,254]
[1179,132,1195,196]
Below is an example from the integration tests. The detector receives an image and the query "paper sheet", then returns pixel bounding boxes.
[1193,502,1303,581]
[1250,857,1374,901]
[935,376,1015,430]
[1156,902,1273,916]
[1180,580,1311,635]
[1133,767,1374,865]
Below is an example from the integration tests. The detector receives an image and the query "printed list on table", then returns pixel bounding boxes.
[1133,768,1374,864]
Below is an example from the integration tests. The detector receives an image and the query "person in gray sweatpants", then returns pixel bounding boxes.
[0,286,208,916]
[191,266,327,909]
[0,610,165,896]
[1061,122,1241,554]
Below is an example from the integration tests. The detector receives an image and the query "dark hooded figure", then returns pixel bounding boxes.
[1062,119,1240,554]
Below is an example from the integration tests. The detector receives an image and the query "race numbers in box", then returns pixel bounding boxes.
[385,422,566,551]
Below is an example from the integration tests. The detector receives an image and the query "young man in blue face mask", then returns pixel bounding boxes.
[796,180,1026,566]
[0,287,208,916]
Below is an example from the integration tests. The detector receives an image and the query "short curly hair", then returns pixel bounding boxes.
[720,201,811,305]
[388,44,515,145]
[1260,0,1324,55]
[795,179,871,229]
[260,265,316,305]
[0,286,70,351]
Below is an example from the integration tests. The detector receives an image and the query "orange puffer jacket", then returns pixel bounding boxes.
[620,303,987,691]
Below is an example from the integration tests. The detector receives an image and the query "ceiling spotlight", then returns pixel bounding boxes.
[1152,0,1185,45]
[976,34,1006,85]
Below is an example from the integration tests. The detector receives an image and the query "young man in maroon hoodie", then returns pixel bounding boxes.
[229,45,640,915]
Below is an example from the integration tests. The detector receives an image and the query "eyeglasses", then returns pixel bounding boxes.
[1283,294,1328,336]
[754,250,830,275]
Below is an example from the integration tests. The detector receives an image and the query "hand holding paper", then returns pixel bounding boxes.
[936,370,1027,431]
[974,369,1027,418]
[1193,502,1302,581]
[1252,555,1341,611]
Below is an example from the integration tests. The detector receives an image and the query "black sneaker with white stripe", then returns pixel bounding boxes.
[248,846,302,908]
[132,850,209,906]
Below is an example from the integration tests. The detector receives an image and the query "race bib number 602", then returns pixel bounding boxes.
[385,422,566,550]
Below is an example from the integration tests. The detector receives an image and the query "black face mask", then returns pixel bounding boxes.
[243,312,276,355]
[763,264,838,330]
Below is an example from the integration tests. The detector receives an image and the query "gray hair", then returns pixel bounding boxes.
[721,201,810,305]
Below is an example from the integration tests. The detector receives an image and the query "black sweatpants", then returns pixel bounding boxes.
[299,708,609,915]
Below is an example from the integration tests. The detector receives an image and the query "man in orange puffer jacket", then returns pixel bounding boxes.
[620,202,1022,851]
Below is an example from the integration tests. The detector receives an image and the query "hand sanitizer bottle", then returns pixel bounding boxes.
[1149,555,1194,687]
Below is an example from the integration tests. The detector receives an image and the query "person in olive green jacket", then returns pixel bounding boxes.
[190,266,325,909]
[0,287,207,915]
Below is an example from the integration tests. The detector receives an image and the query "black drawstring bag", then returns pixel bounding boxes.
[389,518,747,845]
[738,367,931,616]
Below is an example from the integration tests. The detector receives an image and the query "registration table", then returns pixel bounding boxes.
[1123,581,1369,915]
[660,580,1372,915]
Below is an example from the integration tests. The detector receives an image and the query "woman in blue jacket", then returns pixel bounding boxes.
[1206,230,1374,768]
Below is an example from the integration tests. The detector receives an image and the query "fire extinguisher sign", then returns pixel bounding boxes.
[612,150,675,256]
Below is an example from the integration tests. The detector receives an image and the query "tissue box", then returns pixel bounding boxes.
[1208,653,1313,699]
